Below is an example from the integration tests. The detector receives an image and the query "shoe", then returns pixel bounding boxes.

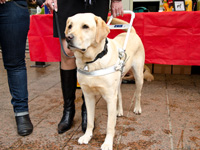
[58,109,75,134]
[82,95,87,133]
[58,69,77,134]
[15,114,33,136]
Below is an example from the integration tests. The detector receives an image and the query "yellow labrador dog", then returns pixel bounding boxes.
[65,13,144,150]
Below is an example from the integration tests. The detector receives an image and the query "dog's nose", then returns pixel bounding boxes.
[66,34,74,43]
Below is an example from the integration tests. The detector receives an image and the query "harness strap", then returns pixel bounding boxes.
[78,66,117,76]
[78,59,121,76]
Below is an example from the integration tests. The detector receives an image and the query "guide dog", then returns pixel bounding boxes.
[65,13,145,150]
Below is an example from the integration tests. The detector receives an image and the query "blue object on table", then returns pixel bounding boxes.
[44,5,51,14]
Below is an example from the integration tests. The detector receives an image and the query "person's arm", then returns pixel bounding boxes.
[44,0,57,12]
[111,0,123,18]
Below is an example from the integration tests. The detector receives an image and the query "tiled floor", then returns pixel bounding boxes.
[0,53,200,150]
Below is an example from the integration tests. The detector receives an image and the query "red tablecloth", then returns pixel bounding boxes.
[28,11,200,65]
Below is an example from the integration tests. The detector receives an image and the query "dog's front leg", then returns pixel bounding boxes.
[101,97,117,150]
[78,94,95,144]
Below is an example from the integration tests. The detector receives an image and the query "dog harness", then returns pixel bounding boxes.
[77,38,127,76]
[77,10,135,77]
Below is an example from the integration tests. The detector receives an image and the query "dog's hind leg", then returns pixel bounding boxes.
[117,81,123,116]
[132,62,144,115]
[78,93,96,144]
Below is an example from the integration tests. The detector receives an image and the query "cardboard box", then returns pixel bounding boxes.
[172,65,191,75]
[153,64,172,74]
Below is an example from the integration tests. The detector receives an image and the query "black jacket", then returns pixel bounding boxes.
[53,0,109,38]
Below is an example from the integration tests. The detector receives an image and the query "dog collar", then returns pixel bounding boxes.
[86,39,108,64]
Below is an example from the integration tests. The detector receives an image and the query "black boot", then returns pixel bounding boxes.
[58,69,77,134]
[82,94,87,133]
[15,114,33,136]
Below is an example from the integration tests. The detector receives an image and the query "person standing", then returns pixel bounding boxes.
[0,0,33,136]
[44,0,123,134]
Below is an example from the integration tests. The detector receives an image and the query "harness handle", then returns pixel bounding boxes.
[107,10,135,52]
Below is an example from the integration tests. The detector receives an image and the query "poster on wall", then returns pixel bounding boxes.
[173,0,186,11]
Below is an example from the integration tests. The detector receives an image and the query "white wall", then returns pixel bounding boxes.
[122,0,130,10]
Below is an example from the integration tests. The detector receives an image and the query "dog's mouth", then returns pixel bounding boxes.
[67,43,77,49]
[67,42,86,52]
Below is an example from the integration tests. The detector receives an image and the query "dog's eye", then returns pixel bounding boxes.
[82,24,89,29]
[68,25,72,29]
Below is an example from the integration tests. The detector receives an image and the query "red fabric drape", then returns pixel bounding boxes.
[28,11,200,65]
[28,14,60,62]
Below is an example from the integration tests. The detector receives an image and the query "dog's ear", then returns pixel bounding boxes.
[95,16,110,43]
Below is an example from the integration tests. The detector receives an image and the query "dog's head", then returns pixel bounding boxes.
[65,13,110,52]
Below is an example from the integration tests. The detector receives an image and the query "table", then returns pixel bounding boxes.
[28,11,200,66]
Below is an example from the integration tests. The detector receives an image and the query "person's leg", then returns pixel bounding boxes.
[58,43,76,133]
[0,1,33,136]
[81,94,87,132]
[58,39,87,133]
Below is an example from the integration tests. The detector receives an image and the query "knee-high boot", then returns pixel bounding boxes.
[58,69,76,134]
[81,94,87,133]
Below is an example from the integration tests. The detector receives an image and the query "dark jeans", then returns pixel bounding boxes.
[0,1,30,113]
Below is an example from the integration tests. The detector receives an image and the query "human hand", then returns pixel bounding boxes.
[0,0,6,4]
[111,0,123,18]
[44,0,57,12]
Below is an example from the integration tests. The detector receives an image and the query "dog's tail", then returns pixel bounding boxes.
[107,16,136,33]
[122,65,154,82]
[144,65,154,81]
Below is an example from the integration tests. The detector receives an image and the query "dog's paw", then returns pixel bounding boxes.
[117,110,123,117]
[78,134,92,144]
[101,142,113,150]
[133,106,142,115]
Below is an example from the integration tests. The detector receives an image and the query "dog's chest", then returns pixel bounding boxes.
[77,71,121,93]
